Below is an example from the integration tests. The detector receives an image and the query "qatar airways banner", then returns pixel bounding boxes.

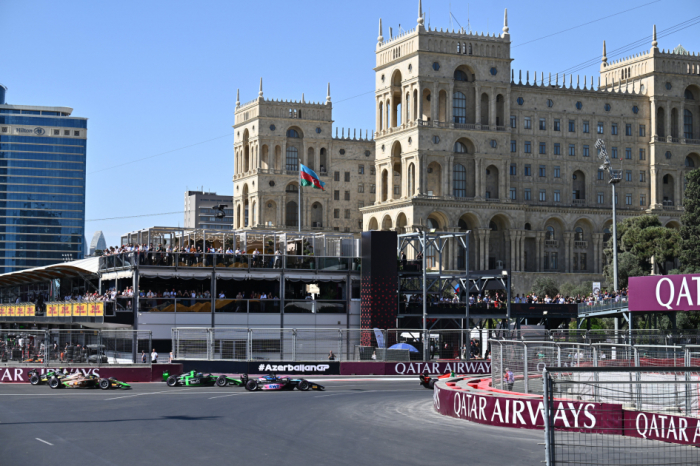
[628,274,700,311]
[625,410,700,447]
[432,384,622,434]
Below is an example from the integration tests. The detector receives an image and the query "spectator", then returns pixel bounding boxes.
[141,350,146,363]
[504,368,515,391]
[151,349,158,363]
[328,350,335,361]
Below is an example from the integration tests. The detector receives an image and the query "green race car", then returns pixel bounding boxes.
[164,370,246,388]
[28,369,67,386]
[48,372,131,390]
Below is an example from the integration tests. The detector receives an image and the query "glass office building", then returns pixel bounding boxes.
[0,84,87,273]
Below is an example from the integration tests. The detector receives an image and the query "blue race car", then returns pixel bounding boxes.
[243,373,325,392]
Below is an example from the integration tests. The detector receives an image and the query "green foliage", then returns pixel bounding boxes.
[680,168,700,269]
[559,281,593,299]
[530,277,559,297]
[603,215,681,287]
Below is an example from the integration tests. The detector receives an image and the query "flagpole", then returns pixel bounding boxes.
[298,163,301,233]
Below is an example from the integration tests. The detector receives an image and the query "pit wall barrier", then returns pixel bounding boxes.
[174,360,492,376]
[433,377,700,448]
[0,364,182,383]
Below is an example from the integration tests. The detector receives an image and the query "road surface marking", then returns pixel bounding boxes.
[36,438,53,446]
[208,393,245,400]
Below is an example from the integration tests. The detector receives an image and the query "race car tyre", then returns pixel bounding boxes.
[428,379,436,390]
[245,379,258,391]
[297,380,310,391]
[166,375,179,387]
[30,375,40,385]
[99,378,111,390]
[216,375,228,387]
[49,377,61,389]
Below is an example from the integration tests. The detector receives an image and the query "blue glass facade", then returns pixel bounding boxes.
[0,111,86,272]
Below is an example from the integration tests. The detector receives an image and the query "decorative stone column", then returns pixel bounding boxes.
[474,84,481,126]
[519,232,526,272]
[536,231,544,272]
[564,232,574,273]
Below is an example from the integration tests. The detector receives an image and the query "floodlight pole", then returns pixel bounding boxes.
[595,139,620,292]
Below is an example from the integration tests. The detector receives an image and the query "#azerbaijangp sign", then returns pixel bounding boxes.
[628,274,700,311]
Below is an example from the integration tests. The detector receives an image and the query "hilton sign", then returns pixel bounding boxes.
[14,127,46,135]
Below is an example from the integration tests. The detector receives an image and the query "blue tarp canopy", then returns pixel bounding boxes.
[389,343,419,352]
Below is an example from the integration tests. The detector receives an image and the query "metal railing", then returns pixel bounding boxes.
[172,327,491,362]
[491,339,700,395]
[1,329,152,366]
[139,299,347,314]
[543,367,700,466]
[99,252,361,272]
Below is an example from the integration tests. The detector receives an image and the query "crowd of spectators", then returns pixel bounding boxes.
[512,288,629,305]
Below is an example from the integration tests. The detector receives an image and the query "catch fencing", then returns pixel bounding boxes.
[491,340,700,395]
[543,367,700,466]
[171,327,492,362]
[0,329,152,366]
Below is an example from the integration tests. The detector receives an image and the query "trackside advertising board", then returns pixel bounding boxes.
[628,274,700,311]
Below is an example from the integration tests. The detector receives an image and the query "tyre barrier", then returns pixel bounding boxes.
[433,376,700,447]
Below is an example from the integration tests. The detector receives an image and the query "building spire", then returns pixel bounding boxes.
[502,8,509,34]
[602,40,607,63]
[378,18,384,43]
[258,77,263,98]
[236,88,240,107]
[417,0,424,26]
[652,24,658,49]
[326,82,331,103]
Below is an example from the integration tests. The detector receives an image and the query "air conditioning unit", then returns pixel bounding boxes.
[427,191,434,196]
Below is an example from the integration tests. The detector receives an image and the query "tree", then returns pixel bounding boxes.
[560,280,593,299]
[531,277,558,297]
[603,215,681,287]
[679,168,700,269]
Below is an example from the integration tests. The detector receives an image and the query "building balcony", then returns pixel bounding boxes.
[574,241,588,249]
[572,199,586,206]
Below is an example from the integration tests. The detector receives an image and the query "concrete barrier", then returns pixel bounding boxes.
[433,376,700,447]
[340,360,491,376]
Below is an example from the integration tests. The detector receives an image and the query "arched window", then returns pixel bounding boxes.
[453,91,467,124]
[286,183,298,193]
[524,223,531,230]
[575,227,584,241]
[603,227,612,243]
[684,109,693,139]
[454,141,468,153]
[489,221,498,231]
[546,226,555,240]
[286,129,300,138]
[685,89,695,100]
[454,69,469,82]
[285,146,299,171]
[686,156,695,168]
[453,163,466,198]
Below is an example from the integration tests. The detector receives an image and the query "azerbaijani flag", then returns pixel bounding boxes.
[300,164,325,190]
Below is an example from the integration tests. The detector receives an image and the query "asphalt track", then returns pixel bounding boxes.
[0,378,543,465]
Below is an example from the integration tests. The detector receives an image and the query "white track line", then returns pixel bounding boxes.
[208,393,246,400]
[36,438,53,446]
[104,389,176,401]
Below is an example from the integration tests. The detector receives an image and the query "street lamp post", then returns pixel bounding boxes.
[595,139,622,292]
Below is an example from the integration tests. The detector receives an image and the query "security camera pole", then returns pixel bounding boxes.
[595,139,621,293]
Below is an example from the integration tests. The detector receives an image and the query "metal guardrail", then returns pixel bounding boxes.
[99,252,361,272]
[491,339,700,395]
[172,328,491,362]
[1,329,152,366]
[543,367,700,466]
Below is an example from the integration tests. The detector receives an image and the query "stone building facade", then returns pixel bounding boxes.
[233,3,700,291]
[233,81,375,233]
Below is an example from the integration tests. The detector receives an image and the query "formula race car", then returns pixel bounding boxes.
[48,372,131,390]
[164,370,245,388]
[28,369,67,386]
[244,374,325,392]
[419,371,456,389]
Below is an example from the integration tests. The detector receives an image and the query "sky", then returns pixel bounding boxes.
[1,0,699,246]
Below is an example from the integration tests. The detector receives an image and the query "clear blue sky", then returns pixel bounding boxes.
[1,0,698,246]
